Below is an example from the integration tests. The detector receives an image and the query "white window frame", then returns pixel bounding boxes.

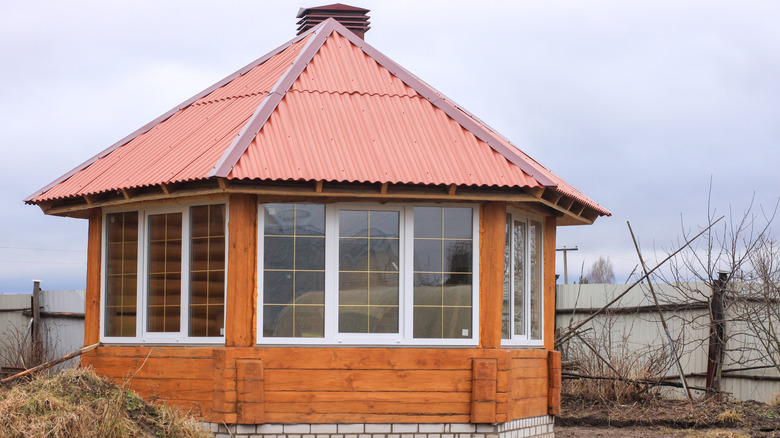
[100,199,229,344]
[502,208,545,347]
[257,202,479,347]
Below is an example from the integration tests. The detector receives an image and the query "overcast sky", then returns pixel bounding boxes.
[1,1,778,293]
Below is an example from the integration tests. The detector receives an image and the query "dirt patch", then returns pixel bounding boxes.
[557,396,780,437]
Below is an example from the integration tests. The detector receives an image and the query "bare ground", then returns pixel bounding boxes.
[555,396,780,437]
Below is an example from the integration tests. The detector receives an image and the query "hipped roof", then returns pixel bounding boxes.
[27,18,609,223]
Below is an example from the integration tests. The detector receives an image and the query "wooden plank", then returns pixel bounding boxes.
[122,378,213,401]
[258,348,481,370]
[510,377,548,399]
[509,357,548,369]
[263,391,471,404]
[478,201,506,349]
[226,193,258,346]
[89,345,214,359]
[265,401,470,415]
[543,216,557,350]
[263,369,472,392]
[264,412,471,424]
[509,397,548,419]
[84,208,102,346]
[236,359,264,423]
[83,356,214,380]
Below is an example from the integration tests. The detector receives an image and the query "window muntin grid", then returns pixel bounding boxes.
[101,202,227,344]
[105,211,138,337]
[412,207,473,339]
[502,210,544,345]
[189,204,226,337]
[262,204,326,338]
[147,212,183,333]
[257,203,479,346]
[338,210,400,334]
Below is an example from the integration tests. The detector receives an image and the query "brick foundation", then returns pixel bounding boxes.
[205,416,555,438]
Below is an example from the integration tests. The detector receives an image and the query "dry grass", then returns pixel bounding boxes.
[0,368,210,438]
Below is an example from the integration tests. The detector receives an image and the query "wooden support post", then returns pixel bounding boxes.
[706,271,728,395]
[547,350,561,415]
[31,280,41,352]
[84,208,102,347]
[471,358,497,423]
[237,359,264,424]
[479,202,506,349]
[212,349,237,423]
[543,217,557,350]
[226,194,258,347]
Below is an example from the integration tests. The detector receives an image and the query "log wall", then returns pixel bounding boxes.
[82,346,553,424]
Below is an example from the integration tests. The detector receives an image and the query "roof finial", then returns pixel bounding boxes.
[296,4,371,39]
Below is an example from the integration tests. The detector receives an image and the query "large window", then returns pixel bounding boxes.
[502,210,543,345]
[259,203,478,345]
[102,203,227,343]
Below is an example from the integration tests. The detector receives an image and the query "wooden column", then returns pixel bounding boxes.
[226,194,258,347]
[479,202,506,349]
[84,208,102,347]
[237,359,265,423]
[543,216,557,351]
[547,350,562,415]
[471,358,498,423]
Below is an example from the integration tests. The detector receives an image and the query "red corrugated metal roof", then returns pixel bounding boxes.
[27,18,608,217]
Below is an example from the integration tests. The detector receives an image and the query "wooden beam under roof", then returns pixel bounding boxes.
[39,179,600,226]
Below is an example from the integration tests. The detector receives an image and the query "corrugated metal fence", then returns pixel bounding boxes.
[556,283,780,403]
[0,285,85,371]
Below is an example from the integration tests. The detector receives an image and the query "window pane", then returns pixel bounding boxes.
[264,237,294,270]
[530,220,543,340]
[295,237,326,270]
[190,204,225,337]
[338,209,400,334]
[413,239,442,272]
[264,204,295,235]
[147,213,182,333]
[502,213,511,339]
[105,212,138,337]
[413,206,473,339]
[513,219,526,336]
[443,207,472,239]
[413,307,442,338]
[443,240,472,272]
[413,207,442,238]
[263,204,325,338]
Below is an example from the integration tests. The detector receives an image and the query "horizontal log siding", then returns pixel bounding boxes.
[508,350,549,420]
[82,346,550,424]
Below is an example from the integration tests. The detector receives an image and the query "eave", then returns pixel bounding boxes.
[32,179,600,225]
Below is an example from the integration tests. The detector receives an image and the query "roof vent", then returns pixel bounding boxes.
[296,3,371,39]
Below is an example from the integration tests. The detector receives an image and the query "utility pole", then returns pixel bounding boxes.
[556,247,578,284]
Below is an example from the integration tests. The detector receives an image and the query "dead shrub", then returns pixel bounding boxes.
[0,367,209,438]
[561,310,675,404]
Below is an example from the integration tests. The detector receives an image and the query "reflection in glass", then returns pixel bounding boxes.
[412,207,473,339]
[189,204,225,337]
[338,210,400,334]
[147,213,182,333]
[263,204,325,337]
[105,212,138,337]
[530,220,542,340]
